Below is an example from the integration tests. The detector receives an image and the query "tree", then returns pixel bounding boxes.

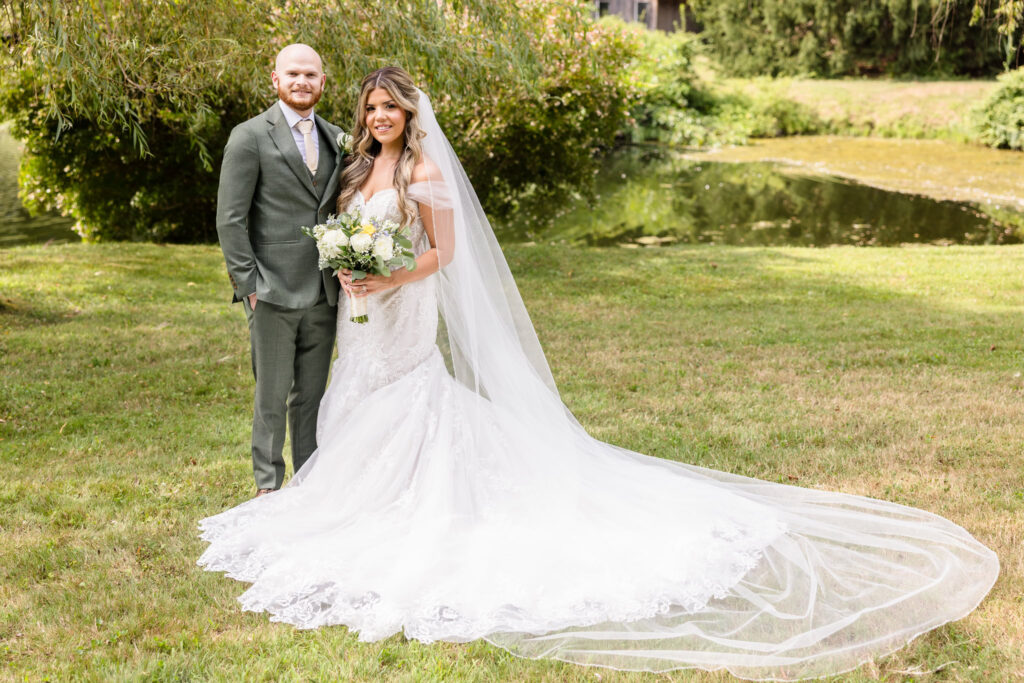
[0,1,635,241]
[689,0,1016,77]
[964,0,1024,68]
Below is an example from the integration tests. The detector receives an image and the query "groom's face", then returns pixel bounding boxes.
[272,50,325,114]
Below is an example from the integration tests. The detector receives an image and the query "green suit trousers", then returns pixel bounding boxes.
[244,293,336,490]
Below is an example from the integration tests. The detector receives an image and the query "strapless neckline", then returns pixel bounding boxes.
[357,188,396,203]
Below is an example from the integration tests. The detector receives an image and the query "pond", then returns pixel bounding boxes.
[2,131,1023,248]
[0,126,77,247]
[496,146,1024,247]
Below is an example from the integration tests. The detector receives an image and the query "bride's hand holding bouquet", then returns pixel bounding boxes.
[337,267,396,297]
[302,212,417,323]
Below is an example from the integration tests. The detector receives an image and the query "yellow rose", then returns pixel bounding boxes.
[360,223,376,235]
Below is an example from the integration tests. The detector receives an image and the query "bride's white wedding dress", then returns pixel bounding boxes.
[199,93,998,680]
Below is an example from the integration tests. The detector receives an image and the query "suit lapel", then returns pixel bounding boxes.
[266,104,318,200]
[316,114,344,210]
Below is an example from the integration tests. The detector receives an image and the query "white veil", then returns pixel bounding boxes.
[382,91,1000,679]
[414,91,559,398]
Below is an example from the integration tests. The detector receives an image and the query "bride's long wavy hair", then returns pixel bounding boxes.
[337,66,425,228]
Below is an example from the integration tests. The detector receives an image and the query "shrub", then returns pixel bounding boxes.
[712,88,824,140]
[443,4,641,219]
[619,25,821,147]
[619,20,714,144]
[973,67,1024,149]
[3,67,247,243]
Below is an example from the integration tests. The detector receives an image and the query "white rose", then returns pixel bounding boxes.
[337,131,353,153]
[350,232,372,254]
[318,230,348,259]
[372,235,394,260]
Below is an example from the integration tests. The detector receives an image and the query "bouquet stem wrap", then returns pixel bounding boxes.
[348,291,369,324]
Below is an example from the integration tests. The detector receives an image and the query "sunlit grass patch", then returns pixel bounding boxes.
[723,78,997,141]
[687,136,1024,213]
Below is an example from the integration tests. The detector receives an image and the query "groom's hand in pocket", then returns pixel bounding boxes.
[248,292,258,310]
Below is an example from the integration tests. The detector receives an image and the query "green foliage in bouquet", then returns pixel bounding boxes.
[301,212,416,280]
[972,66,1024,149]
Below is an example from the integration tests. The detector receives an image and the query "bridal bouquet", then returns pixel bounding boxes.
[301,212,417,323]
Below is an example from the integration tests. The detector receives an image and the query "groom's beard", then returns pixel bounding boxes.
[278,85,323,111]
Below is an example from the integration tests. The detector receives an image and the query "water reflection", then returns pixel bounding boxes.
[498,146,1023,247]
[0,126,77,247]
[3,137,1022,249]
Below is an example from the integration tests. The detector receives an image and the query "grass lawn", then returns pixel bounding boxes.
[1,242,1022,681]
[723,78,997,141]
[686,135,1024,212]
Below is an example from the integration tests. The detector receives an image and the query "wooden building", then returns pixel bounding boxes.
[594,0,697,32]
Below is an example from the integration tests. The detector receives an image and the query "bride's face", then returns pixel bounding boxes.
[365,87,407,147]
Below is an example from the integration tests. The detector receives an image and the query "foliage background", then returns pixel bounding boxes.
[689,0,1019,77]
[0,0,638,242]
[0,0,1021,245]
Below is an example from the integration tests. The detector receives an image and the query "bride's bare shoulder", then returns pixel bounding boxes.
[411,157,442,184]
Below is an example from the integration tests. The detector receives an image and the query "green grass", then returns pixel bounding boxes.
[721,78,997,142]
[687,135,1024,213]
[2,243,1022,681]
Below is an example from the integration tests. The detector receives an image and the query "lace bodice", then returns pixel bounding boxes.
[318,188,438,431]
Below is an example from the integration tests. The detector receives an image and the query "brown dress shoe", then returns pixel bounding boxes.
[255,488,276,497]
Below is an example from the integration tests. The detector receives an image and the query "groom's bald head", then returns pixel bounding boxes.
[272,43,326,115]
[275,43,323,73]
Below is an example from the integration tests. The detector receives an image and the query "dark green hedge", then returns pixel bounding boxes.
[690,0,1012,77]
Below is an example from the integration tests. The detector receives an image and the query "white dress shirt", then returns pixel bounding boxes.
[278,100,319,168]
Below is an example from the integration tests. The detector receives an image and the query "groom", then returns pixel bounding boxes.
[216,44,343,496]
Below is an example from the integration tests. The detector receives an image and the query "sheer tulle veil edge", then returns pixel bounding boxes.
[410,89,998,679]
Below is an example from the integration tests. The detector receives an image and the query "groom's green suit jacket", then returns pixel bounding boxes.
[216,103,343,309]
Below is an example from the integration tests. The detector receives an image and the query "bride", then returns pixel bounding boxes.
[198,67,998,680]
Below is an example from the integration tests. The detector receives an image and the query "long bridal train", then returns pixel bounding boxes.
[198,88,998,681]
[198,330,998,678]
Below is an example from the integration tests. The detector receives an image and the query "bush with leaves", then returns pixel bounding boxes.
[0,0,633,242]
[0,1,273,242]
[973,66,1024,149]
[711,89,824,140]
[615,19,718,146]
[440,3,640,220]
[617,22,821,147]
